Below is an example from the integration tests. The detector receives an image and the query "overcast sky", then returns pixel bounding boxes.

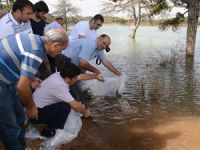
[30,0,104,16]
[30,0,186,18]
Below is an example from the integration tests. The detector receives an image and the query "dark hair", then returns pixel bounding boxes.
[56,17,64,21]
[33,1,49,13]
[12,0,33,12]
[56,55,81,79]
[93,14,104,23]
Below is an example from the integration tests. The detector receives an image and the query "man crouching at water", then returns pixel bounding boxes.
[0,29,68,150]
[30,61,104,137]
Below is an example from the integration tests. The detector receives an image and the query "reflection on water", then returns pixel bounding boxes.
[70,26,200,150]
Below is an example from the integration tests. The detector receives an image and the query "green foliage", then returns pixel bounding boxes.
[159,12,185,31]
[148,0,172,16]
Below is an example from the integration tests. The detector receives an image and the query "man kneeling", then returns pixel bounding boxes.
[30,61,104,137]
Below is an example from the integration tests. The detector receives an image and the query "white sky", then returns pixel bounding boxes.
[30,0,105,16]
[30,0,186,17]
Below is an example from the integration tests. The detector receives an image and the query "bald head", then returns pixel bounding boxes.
[44,29,69,57]
[97,34,111,51]
[44,29,68,45]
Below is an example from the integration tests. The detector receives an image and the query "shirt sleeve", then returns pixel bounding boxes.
[77,22,86,36]
[97,51,106,60]
[20,51,44,78]
[20,34,45,78]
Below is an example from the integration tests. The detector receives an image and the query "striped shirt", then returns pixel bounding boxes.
[0,12,32,39]
[0,32,45,85]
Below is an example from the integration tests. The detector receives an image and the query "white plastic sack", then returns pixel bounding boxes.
[80,73,126,97]
[25,124,44,140]
[40,109,82,149]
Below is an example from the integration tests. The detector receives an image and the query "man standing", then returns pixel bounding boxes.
[63,34,121,76]
[0,29,68,150]
[0,0,33,39]
[68,14,104,41]
[30,1,49,36]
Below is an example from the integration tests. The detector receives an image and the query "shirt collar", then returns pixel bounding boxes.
[9,12,24,25]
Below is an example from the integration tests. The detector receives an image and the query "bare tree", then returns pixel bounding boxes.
[101,0,155,38]
[53,0,80,30]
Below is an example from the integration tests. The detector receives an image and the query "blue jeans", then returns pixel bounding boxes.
[0,84,25,150]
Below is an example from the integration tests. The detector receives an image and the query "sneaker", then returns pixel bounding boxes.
[41,128,56,138]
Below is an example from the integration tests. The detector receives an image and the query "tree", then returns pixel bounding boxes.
[149,0,200,57]
[0,0,14,18]
[101,0,156,38]
[111,0,200,57]
[53,0,80,30]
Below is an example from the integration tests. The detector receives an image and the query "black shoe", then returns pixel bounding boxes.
[41,127,56,138]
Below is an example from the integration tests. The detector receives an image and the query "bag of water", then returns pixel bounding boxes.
[39,109,82,149]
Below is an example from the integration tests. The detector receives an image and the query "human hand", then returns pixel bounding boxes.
[26,105,38,120]
[97,74,105,82]
[94,69,101,75]
[83,109,91,117]
[31,77,42,89]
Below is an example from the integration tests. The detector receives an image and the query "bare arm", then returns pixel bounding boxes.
[17,75,38,119]
[80,58,101,75]
[102,59,122,76]
[77,73,104,82]
[68,100,91,117]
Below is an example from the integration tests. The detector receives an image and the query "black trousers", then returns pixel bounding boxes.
[30,102,71,129]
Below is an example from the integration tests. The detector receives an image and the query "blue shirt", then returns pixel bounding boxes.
[0,32,45,85]
[63,38,106,66]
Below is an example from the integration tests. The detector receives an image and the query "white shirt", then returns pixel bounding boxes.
[33,72,74,108]
[68,21,97,41]
[44,21,63,34]
[0,12,32,39]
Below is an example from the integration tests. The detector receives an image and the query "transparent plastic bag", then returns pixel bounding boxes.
[40,109,82,148]
[25,124,45,140]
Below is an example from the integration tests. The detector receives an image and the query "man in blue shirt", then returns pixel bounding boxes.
[0,29,68,150]
[63,34,121,76]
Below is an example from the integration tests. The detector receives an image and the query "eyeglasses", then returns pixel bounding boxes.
[102,40,110,52]
[95,22,102,27]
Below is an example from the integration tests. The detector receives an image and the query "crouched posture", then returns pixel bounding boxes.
[30,61,104,136]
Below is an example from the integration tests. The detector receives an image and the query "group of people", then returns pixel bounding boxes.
[0,0,122,149]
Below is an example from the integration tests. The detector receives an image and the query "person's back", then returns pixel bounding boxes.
[63,38,101,66]
[0,0,33,39]
[0,33,45,85]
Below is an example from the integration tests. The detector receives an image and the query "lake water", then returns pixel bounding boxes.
[66,26,200,150]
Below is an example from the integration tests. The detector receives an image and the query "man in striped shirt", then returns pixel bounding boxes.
[0,29,68,150]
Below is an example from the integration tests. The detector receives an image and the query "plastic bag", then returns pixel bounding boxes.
[25,124,45,140]
[40,109,82,149]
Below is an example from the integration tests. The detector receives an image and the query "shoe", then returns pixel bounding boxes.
[41,127,56,138]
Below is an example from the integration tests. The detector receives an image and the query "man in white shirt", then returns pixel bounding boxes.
[44,17,65,34]
[0,0,33,39]
[30,61,104,137]
[68,14,104,41]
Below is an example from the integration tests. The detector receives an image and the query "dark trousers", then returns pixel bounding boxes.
[0,84,25,150]
[30,102,71,129]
